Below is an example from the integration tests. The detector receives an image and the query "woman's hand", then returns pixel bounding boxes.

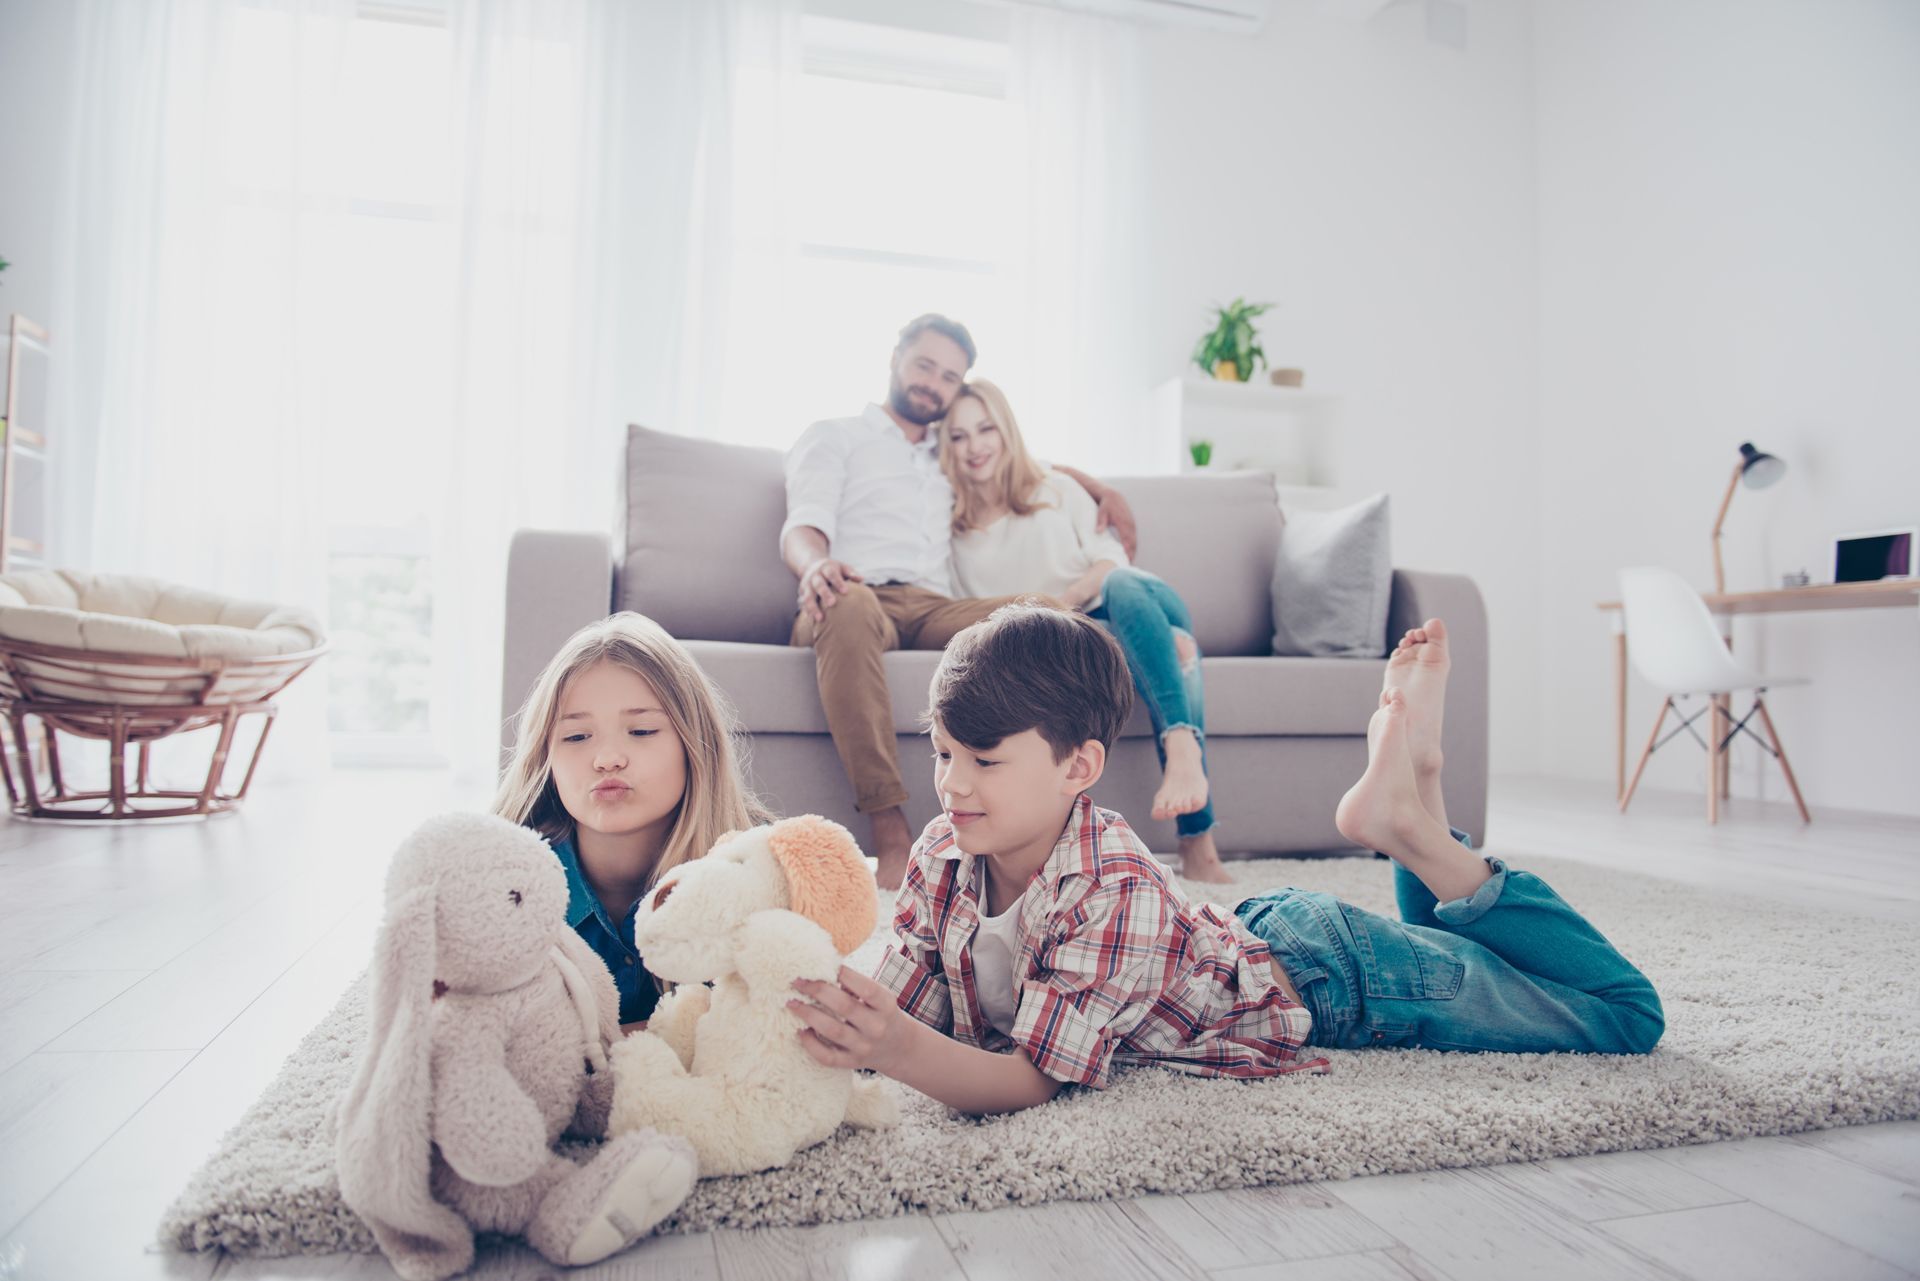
[788,966,921,1076]
[1061,560,1118,612]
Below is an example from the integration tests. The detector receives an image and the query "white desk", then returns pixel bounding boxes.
[1595,578,1920,800]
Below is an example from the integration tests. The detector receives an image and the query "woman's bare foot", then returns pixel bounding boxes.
[1335,689,1488,902]
[1177,830,1235,884]
[1152,729,1210,821]
[1383,617,1451,826]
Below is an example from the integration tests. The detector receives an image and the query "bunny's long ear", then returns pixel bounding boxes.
[553,927,621,1057]
[335,883,471,1280]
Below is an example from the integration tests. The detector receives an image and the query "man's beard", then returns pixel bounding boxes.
[889,378,946,425]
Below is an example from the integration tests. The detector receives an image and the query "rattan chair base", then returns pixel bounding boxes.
[1,700,279,822]
[0,634,323,822]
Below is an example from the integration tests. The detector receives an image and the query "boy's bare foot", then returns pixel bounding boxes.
[1177,830,1235,884]
[1335,688,1488,902]
[1335,690,1429,854]
[1152,729,1210,821]
[869,806,912,891]
[1382,617,1451,826]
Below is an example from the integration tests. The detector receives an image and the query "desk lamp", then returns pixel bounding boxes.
[1710,442,1786,594]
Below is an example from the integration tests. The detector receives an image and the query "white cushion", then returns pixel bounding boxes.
[0,570,325,661]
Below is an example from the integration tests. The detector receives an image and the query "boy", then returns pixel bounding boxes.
[789,605,1662,1116]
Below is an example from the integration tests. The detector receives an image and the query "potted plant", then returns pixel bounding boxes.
[1190,297,1272,382]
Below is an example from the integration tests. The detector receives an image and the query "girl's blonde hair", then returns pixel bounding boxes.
[940,377,1053,535]
[492,612,765,889]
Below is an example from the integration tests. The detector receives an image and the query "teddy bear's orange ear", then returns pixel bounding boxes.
[764,816,876,955]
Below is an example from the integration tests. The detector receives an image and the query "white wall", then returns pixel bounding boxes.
[1535,1,1920,815]
[0,0,77,325]
[1136,1,1548,781]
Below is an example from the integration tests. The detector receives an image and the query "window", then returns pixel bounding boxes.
[717,6,1033,447]
[225,2,457,763]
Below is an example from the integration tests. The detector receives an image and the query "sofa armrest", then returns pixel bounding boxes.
[501,529,615,762]
[1386,570,1490,844]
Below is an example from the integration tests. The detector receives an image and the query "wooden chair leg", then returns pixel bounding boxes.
[9,711,41,814]
[108,711,128,818]
[1620,697,1670,813]
[1717,693,1733,801]
[42,719,64,795]
[196,707,243,814]
[233,712,277,801]
[1707,696,1722,825]
[1754,695,1811,824]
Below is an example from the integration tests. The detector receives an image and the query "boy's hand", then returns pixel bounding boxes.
[789,966,919,1076]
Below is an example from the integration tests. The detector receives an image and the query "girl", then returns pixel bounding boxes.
[938,378,1234,883]
[494,612,766,1028]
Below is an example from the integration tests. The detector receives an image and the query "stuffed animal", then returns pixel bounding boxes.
[336,812,697,1281]
[607,815,900,1175]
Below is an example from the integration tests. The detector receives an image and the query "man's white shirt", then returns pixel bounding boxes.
[781,403,956,596]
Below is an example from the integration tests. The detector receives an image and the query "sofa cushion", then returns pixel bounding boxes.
[617,426,797,645]
[1270,492,1393,658]
[1103,472,1281,658]
[684,641,1383,739]
[619,425,1289,655]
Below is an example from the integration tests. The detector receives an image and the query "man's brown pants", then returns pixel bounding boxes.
[790,583,1031,814]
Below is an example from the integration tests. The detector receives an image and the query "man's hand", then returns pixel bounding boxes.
[1054,464,1138,561]
[789,966,919,1076]
[797,557,864,624]
[1092,489,1138,561]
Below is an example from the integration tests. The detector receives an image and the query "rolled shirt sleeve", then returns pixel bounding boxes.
[869,852,954,1034]
[1011,876,1167,1089]
[780,419,851,553]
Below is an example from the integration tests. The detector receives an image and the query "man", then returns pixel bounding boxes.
[780,314,1137,889]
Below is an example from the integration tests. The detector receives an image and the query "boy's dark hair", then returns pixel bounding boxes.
[896,313,977,369]
[925,602,1134,762]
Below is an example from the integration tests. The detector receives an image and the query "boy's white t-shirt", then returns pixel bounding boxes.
[971,894,1026,1038]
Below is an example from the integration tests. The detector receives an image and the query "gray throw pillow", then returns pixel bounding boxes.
[1270,493,1392,657]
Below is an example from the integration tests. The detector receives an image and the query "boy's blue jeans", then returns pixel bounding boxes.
[1086,566,1214,838]
[1234,829,1664,1055]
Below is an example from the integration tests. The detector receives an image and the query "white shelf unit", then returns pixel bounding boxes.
[1152,374,1341,484]
[0,314,51,573]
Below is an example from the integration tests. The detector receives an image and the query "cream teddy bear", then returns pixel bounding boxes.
[607,815,900,1175]
[335,813,698,1281]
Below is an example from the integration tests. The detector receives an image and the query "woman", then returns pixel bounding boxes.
[937,379,1233,883]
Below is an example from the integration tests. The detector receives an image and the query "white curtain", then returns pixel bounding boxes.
[432,0,742,781]
[50,0,1149,788]
[1009,7,1155,474]
[54,0,356,783]
[53,0,756,784]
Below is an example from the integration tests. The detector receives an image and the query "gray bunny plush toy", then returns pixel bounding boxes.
[335,812,697,1281]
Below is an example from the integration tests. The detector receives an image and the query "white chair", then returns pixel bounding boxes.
[1617,566,1811,824]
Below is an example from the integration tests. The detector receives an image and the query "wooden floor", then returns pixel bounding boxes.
[1,771,1916,1281]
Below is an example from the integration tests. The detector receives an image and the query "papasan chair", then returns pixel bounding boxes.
[0,570,327,820]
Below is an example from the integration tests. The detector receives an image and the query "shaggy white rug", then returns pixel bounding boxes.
[161,852,1920,1258]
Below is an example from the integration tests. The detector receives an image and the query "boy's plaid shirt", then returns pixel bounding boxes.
[871,794,1328,1089]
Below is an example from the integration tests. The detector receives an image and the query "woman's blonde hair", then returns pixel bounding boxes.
[940,377,1052,534]
[492,612,766,889]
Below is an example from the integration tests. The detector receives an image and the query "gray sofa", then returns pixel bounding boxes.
[502,425,1489,854]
